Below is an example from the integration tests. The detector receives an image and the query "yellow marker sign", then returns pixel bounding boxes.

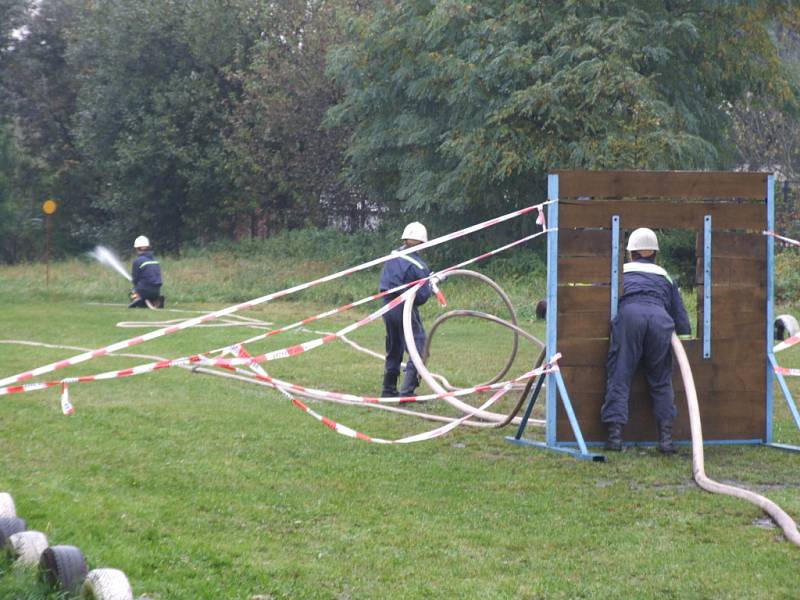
[42,199,58,215]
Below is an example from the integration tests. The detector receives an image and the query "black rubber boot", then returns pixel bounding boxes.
[398,369,420,397]
[657,420,676,454]
[605,423,623,451]
[381,372,399,397]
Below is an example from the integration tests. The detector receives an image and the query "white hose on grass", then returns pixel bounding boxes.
[671,333,800,548]
[190,365,506,428]
[403,271,544,426]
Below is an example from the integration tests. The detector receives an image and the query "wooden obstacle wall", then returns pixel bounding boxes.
[554,170,768,443]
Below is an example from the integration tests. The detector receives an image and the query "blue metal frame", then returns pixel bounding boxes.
[763,174,800,453]
[511,369,546,441]
[507,357,605,461]
[507,174,605,461]
[703,215,712,359]
[766,175,775,443]
[510,171,800,457]
[768,353,800,431]
[560,438,764,448]
[611,215,620,320]
[545,175,559,448]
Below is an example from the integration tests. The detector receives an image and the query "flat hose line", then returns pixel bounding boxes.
[672,333,800,547]
[404,269,546,426]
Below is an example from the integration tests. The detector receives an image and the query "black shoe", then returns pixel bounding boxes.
[381,372,399,397]
[657,420,676,454]
[605,423,623,451]
[398,370,420,397]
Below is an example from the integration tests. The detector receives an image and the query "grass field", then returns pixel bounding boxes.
[0,254,799,599]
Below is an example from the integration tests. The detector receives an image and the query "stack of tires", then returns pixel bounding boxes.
[1,492,153,599]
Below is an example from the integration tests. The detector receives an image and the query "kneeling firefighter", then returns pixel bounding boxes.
[379,222,433,397]
[601,228,691,453]
[129,236,164,308]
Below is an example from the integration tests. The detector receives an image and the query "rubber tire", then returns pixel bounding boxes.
[80,568,134,600]
[0,517,27,547]
[0,492,16,518]
[6,530,49,565]
[39,544,89,595]
[775,314,800,340]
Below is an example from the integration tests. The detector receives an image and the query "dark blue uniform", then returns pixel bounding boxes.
[379,248,432,383]
[601,259,691,426]
[131,252,162,301]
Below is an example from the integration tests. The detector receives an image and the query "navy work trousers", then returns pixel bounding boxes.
[601,302,677,425]
[382,302,426,377]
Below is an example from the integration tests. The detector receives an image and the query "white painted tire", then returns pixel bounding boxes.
[6,530,49,565]
[776,314,800,340]
[80,568,134,600]
[0,492,16,518]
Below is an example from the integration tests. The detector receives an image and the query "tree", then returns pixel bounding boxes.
[226,0,374,237]
[328,1,800,217]
[0,123,53,263]
[728,11,800,237]
[1,0,98,259]
[67,0,266,250]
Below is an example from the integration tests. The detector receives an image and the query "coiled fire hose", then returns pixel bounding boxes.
[671,333,800,547]
[404,269,546,426]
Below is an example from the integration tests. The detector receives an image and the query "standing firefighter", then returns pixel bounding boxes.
[601,228,691,453]
[379,222,432,397]
[129,236,164,309]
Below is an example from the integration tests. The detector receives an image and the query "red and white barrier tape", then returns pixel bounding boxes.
[60,383,74,415]
[211,351,550,405]
[774,334,800,354]
[0,290,410,397]
[0,202,550,389]
[774,366,800,377]
[1,229,550,397]
[291,384,511,444]
[765,230,800,248]
[209,227,550,357]
[288,354,560,443]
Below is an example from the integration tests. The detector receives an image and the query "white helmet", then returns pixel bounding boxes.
[627,228,659,252]
[133,235,150,249]
[401,222,428,243]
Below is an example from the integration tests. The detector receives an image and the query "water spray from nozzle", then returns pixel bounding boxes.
[89,245,131,281]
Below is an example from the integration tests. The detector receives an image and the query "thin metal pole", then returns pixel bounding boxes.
[45,215,52,291]
[513,372,546,440]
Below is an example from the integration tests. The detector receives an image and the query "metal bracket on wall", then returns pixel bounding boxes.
[703,215,712,359]
[611,215,620,320]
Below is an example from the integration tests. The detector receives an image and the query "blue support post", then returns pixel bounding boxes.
[552,369,593,457]
[761,175,800,453]
[611,216,620,320]
[766,175,775,443]
[765,175,800,452]
[768,353,800,431]
[703,215,712,359]
[545,175,559,447]
[508,173,604,461]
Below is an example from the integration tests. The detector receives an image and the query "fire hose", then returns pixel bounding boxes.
[404,269,546,426]
[671,333,800,547]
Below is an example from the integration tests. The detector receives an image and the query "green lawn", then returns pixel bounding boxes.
[0,258,799,599]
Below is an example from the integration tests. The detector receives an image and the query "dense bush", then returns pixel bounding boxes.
[776,250,800,305]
